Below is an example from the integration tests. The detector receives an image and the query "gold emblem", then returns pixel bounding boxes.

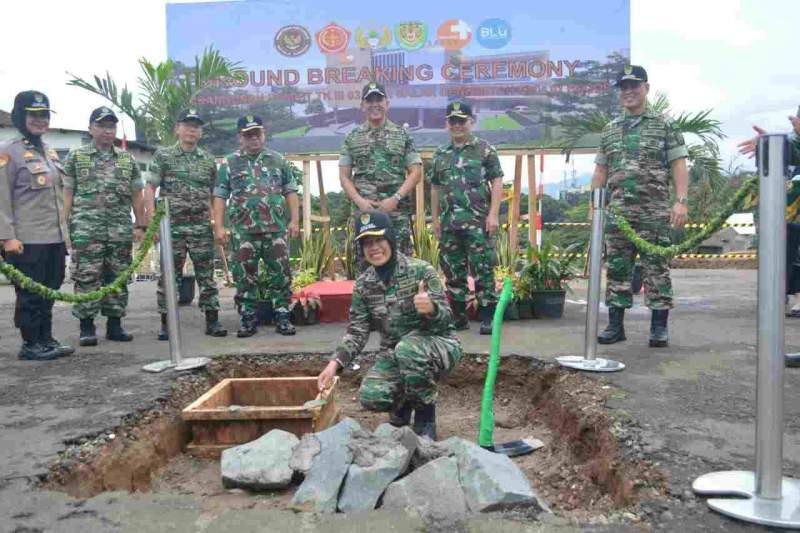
[37,175,47,186]
[453,102,461,110]
[369,82,376,89]
[623,65,633,75]
[360,213,370,224]
[246,115,254,123]
[23,151,34,159]
[189,109,197,115]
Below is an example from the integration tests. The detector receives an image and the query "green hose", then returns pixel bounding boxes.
[478,277,513,448]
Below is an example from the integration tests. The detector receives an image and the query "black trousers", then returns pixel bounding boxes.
[7,243,66,341]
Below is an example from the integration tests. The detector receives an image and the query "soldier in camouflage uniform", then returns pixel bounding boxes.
[147,109,227,340]
[430,102,504,335]
[212,115,300,337]
[63,107,146,346]
[317,211,462,440]
[593,66,689,348]
[339,82,422,268]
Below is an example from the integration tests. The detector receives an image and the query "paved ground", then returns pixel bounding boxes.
[1,269,799,532]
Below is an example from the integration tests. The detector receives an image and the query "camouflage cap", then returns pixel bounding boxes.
[89,106,118,124]
[355,210,394,242]
[446,101,473,118]
[177,108,204,125]
[237,114,264,132]
[361,82,387,100]
[614,65,648,86]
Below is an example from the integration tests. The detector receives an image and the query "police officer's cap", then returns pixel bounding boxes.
[89,106,118,124]
[178,108,204,125]
[614,65,648,86]
[355,211,394,242]
[361,82,387,100]
[14,90,53,114]
[446,101,473,119]
[237,115,264,133]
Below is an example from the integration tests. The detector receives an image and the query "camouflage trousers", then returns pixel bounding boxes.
[359,333,462,410]
[72,239,131,319]
[157,222,219,313]
[440,225,497,307]
[230,231,292,315]
[605,218,673,310]
[353,211,413,272]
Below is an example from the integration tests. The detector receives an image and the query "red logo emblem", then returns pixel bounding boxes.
[316,23,351,54]
[437,19,472,50]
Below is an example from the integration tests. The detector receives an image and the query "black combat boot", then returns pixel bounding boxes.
[40,314,73,356]
[237,313,257,338]
[786,353,800,368]
[451,301,469,331]
[106,317,133,342]
[275,311,296,336]
[158,313,169,341]
[479,304,495,335]
[389,403,413,427]
[648,309,669,348]
[18,325,57,361]
[204,310,228,337]
[598,307,626,344]
[412,404,437,440]
[79,318,98,347]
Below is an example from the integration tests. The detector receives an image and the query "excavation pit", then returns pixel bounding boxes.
[45,354,667,524]
[182,377,340,458]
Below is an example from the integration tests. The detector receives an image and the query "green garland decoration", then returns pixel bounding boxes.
[0,203,165,303]
[608,177,758,258]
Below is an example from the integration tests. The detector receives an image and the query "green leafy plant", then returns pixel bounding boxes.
[67,46,242,145]
[291,268,318,293]
[299,231,334,280]
[342,226,358,280]
[413,224,440,270]
[519,240,582,294]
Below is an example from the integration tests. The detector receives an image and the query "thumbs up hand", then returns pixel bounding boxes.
[414,279,435,316]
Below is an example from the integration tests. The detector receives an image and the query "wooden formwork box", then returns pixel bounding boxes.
[181,377,340,458]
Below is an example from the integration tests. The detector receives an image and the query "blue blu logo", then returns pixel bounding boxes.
[477,18,511,49]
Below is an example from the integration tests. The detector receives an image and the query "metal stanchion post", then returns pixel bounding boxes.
[692,134,800,528]
[557,188,624,372]
[143,198,209,373]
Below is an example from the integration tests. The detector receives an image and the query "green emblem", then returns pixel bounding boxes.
[453,102,461,110]
[246,115,254,122]
[395,21,427,51]
[34,93,44,103]
[624,65,633,75]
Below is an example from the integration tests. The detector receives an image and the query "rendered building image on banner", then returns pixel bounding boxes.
[166,0,630,155]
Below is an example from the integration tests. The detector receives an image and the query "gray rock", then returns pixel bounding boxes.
[289,418,361,513]
[382,456,468,520]
[338,431,413,512]
[449,438,548,513]
[410,435,455,469]
[220,429,299,491]
[289,434,322,474]
[373,423,419,455]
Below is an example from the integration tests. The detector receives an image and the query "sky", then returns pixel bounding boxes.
[0,0,797,195]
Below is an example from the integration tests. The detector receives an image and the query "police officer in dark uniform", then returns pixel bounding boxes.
[0,91,72,360]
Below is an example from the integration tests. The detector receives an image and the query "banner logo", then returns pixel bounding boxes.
[275,25,311,57]
[437,19,472,50]
[395,21,427,51]
[356,26,392,50]
[477,18,511,49]
[316,23,351,54]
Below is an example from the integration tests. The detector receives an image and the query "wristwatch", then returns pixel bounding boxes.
[392,192,403,202]
[677,196,688,205]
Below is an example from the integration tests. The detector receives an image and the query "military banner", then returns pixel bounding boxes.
[166,1,630,154]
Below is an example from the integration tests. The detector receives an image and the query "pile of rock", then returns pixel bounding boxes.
[220,418,549,519]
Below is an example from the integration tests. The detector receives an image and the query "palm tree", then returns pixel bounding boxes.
[66,46,242,145]
[560,91,727,221]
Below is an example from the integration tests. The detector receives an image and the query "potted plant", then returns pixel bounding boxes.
[256,259,273,325]
[520,241,582,319]
[178,257,196,305]
[290,268,321,325]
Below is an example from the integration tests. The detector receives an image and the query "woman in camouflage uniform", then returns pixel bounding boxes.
[317,211,462,439]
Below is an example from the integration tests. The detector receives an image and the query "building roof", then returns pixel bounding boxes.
[0,110,12,127]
